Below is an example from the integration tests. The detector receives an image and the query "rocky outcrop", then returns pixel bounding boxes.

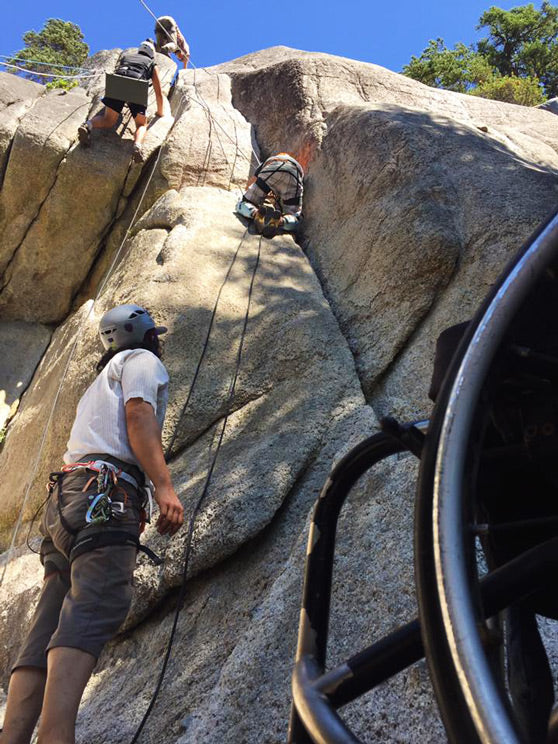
[225,47,558,163]
[222,48,558,405]
[0,322,51,430]
[306,103,558,406]
[0,74,43,184]
[540,97,558,115]
[0,47,557,743]
[0,52,176,324]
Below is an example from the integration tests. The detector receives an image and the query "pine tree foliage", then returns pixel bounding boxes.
[7,19,89,89]
[403,2,556,106]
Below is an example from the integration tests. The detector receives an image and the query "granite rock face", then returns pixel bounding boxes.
[0,73,44,182]
[0,53,176,324]
[225,47,558,163]
[305,103,558,402]
[0,322,52,429]
[0,47,557,744]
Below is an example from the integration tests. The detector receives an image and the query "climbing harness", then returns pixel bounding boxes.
[254,154,304,209]
[86,471,116,525]
[45,461,161,565]
[60,460,136,524]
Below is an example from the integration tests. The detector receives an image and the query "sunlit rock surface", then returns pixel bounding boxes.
[0,46,557,743]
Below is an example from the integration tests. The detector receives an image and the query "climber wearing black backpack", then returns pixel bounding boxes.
[78,40,165,164]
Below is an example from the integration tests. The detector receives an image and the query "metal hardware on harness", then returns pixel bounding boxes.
[61,459,139,490]
[85,464,117,525]
[60,459,140,524]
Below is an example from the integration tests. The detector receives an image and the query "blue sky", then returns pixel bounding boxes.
[1,0,525,73]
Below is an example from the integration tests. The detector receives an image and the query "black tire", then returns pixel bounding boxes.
[415,208,558,744]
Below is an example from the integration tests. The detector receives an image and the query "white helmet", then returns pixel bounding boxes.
[138,39,156,59]
[99,304,166,351]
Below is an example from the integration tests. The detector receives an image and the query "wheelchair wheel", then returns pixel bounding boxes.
[415,208,558,744]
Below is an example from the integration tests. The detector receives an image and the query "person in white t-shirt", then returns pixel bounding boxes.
[1,304,183,744]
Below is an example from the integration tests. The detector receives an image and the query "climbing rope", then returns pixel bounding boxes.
[130,231,263,743]
[190,60,261,167]
[189,60,261,168]
[0,60,99,79]
[3,7,273,741]
[0,54,94,71]
[137,0,261,169]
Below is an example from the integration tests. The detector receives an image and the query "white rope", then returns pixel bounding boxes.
[0,60,99,79]
[0,54,93,72]
[189,60,261,167]
[188,64,261,168]
[135,0,261,169]
[138,0,176,45]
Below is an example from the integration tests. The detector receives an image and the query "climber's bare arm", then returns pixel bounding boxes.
[152,67,165,117]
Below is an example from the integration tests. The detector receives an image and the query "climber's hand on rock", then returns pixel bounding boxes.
[155,484,184,536]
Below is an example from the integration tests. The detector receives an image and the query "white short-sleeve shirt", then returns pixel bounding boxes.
[64,349,169,467]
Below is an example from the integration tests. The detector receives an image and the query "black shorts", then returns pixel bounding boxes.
[102,96,146,119]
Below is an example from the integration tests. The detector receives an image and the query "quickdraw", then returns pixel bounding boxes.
[86,464,118,525]
[60,460,135,525]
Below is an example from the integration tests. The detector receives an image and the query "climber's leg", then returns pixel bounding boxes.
[236,199,258,220]
[90,106,120,130]
[132,112,148,163]
[0,667,46,744]
[78,105,119,146]
[36,647,96,744]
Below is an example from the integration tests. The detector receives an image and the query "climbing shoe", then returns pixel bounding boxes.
[132,144,145,164]
[254,204,283,238]
[78,122,92,147]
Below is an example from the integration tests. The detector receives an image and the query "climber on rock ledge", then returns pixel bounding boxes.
[235,152,306,238]
[0,304,183,744]
[78,40,165,164]
[154,15,190,69]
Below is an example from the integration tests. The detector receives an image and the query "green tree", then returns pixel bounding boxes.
[403,2,557,105]
[403,38,494,93]
[7,19,89,90]
[477,2,558,96]
[472,74,546,105]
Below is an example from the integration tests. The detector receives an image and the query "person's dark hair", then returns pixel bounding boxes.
[96,328,162,372]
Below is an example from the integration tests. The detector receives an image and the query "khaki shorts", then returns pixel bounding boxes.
[14,461,142,670]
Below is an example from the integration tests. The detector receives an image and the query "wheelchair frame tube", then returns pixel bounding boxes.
[433,210,558,744]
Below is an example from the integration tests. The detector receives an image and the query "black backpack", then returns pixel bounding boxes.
[115,51,154,81]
